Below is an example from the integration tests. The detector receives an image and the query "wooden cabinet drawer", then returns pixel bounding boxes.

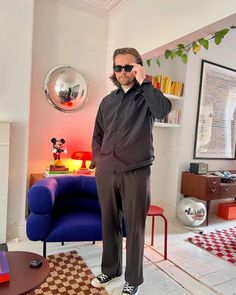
[205,185,220,200]
[220,183,236,199]
[206,177,221,186]
[204,177,221,200]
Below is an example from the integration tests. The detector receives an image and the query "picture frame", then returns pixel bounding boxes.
[194,60,236,159]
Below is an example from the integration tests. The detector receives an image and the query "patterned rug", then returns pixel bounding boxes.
[28,250,108,295]
[187,227,236,264]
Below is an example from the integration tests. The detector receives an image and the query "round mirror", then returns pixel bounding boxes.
[44,65,88,112]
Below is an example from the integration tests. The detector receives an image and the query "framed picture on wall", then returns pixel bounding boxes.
[194,60,236,159]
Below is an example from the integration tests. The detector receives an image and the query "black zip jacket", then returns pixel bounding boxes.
[91,79,172,173]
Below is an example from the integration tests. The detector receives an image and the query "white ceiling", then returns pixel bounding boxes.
[62,0,126,16]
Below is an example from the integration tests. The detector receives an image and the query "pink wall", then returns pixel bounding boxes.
[28,0,108,174]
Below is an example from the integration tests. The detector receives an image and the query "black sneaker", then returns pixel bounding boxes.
[91,273,119,288]
[122,282,139,295]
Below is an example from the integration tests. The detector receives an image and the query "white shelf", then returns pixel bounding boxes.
[163,93,183,100]
[154,122,180,128]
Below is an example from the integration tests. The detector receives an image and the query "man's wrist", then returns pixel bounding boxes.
[137,78,145,85]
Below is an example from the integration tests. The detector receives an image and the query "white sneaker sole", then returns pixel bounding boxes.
[91,276,121,288]
[122,287,139,294]
[122,291,139,295]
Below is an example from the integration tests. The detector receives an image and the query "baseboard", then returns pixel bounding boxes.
[7,221,27,242]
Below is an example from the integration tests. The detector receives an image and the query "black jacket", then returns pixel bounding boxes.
[91,80,171,173]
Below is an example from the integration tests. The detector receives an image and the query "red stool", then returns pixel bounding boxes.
[147,204,168,260]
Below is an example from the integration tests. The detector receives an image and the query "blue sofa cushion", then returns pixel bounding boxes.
[53,176,101,214]
[55,176,97,197]
[28,178,57,214]
[26,213,52,240]
[46,211,102,242]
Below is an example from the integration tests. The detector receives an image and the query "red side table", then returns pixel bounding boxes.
[147,204,168,260]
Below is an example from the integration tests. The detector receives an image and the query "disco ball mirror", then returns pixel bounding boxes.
[44,65,88,113]
[176,197,206,227]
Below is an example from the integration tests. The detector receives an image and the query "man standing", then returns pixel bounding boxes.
[91,48,171,295]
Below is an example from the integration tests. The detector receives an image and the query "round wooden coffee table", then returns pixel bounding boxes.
[0,251,50,295]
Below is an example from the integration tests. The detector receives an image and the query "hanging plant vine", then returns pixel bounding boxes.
[146,26,236,67]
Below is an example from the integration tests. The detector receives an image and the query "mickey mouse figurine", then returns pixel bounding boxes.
[51,138,67,163]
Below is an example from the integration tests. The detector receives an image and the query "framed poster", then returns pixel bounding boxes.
[194,60,236,159]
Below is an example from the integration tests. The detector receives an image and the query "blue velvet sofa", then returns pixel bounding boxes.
[26,175,102,257]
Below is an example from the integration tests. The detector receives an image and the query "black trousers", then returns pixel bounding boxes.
[95,166,151,286]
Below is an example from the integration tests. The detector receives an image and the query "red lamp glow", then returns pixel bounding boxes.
[71,151,92,174]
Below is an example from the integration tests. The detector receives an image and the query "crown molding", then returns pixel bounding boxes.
[104,0,126,13]
[59,0,128,18]
[60,0,107,18]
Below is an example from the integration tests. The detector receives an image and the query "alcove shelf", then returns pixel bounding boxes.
[154,93,183,127]
[163,93,183,100]
[144,49,187,219]
[154,122,181,128]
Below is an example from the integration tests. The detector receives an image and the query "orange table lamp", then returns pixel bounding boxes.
[71,151,92,174]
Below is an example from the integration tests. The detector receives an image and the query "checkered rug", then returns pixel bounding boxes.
[187,227,236,264]
[28,250,108,295]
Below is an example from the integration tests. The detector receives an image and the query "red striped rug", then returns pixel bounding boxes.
[187,227,236,264]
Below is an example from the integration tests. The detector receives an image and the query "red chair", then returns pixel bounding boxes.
[147,205,168,260]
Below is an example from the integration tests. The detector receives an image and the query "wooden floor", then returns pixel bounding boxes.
[8,215,236,295]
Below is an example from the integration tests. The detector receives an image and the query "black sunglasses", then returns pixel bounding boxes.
[113,65,134,73]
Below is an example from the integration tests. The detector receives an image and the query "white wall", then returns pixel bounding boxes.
[28,0,108,174]
[2,0,236,240]
[107,0,236,91]
[145,57,187,215]
[107,0,236,216]
[0,0,34,240]
[181,29,236,172]
[108,0,236,56]
[147,29,236,216]
[178,29,236,212]
[0,0,108,241]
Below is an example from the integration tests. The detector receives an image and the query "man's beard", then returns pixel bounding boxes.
[118,75,135,86]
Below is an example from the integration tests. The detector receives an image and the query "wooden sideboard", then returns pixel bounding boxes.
[29,173,45,187]
[181,171,236,225]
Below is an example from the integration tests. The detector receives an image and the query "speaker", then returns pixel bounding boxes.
[190,162,208,174]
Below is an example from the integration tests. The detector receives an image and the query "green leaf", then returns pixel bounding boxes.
[146,59,151,67]
[156,58,161,67]
[215,28,230,38]
[170,51,176,59]
[177,44,185,49]
[198,38,205,45]
[181,54,188,64]
[214,36,222,45]
[164,50,171,59]
[176,48,182,56]
[202,39,209,50]
[160,27,232,65]
[223,28,230,36]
